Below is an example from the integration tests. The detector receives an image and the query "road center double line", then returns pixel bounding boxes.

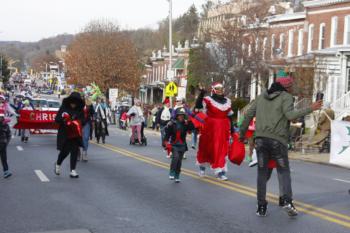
[94,142,350,229]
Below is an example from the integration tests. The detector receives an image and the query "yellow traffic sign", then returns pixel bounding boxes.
[165,82,178,97]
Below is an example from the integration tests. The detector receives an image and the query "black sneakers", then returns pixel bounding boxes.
[279,196,285,207]
[283,202,298,217]
[256,204,267,217]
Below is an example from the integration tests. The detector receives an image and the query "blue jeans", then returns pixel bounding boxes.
[191,129,198,147]
[82,123,91,151]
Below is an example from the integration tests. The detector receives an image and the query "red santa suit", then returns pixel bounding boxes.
[197,95,233,174]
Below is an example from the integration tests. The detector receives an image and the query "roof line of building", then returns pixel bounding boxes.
[303,0,350,8]
[267,11,306,23]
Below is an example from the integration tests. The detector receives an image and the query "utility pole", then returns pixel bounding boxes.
[168,0,173,81]
[0,56,2,77]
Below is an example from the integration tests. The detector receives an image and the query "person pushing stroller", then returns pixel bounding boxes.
[127,99,146,145]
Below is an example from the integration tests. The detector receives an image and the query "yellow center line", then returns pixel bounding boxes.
[93,142,350,229]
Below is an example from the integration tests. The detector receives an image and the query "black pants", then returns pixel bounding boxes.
[57,139,79,171]
[95,120,107,143]
[0,143,9,172]
[255,137,292,205]
[170,149,184,175]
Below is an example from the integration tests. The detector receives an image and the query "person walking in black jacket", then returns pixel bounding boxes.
[156,97,172,153]
[164,108,194,183]
[54,92,85,178]
[0,110,12,178]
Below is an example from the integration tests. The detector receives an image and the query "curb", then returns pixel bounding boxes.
[131,128,349,169]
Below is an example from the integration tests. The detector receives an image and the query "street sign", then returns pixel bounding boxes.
[167,70,175,80]
[109,88,119,109]
[165,82,177,97]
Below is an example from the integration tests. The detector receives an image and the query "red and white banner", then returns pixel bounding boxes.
[14,110,59,130]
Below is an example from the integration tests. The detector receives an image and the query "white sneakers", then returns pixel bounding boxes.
[218,174,228,181]
[249,160,258,167]
[199,170,205,177]
[82,151,88,162]
[70,170,79,178]
[55,163,79,178]
[54,163,61,176]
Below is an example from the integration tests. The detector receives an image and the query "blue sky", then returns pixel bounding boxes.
[0,0,212,42]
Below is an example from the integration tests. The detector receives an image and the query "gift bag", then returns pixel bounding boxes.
[268,160,277,169]
[66,120,82,139]
[229,133,245,165]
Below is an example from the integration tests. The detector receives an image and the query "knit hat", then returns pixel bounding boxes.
[276,76,294,88]
[276,70,293,88]
[163,97,170,105]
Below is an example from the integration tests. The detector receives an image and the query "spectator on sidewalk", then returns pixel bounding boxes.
[240,75,322,217]
[307,103,334,152]
[156,98,172,151]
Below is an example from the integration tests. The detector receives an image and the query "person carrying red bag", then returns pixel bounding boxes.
[54,92,85,178]
[195,83,234,181]
[239,74,322,217]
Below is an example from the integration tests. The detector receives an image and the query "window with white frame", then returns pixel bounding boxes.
[331,16,338,47]
[263,37,267,60]
[298,29,304,56]
[319,23,326,50]
[344,15,350,45]
[271,34,275,58]
[280,33,285,55]
[288,29,294,57]
[307,24,314,52]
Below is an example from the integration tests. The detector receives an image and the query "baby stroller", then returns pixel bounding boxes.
[129,122,147,146]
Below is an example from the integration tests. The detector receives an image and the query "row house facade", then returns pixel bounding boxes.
[233,0,350,118]
[140,41,191,105]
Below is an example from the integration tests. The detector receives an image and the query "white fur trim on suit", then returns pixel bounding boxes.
[204,96,231,112]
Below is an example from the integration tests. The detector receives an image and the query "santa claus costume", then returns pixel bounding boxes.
[195,83,233,181]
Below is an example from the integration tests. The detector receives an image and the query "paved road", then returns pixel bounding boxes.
[1,125,350,233]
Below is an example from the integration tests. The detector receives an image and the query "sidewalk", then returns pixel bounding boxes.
[144,128,333,166]
[289,151,330,165]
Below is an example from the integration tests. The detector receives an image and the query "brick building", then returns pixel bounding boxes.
[140,41,191,105]
[198,0,350,118]
[266,0,350,117]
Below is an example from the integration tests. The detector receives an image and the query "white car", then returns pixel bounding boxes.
[47,100,61,111]
[31,98,49,111]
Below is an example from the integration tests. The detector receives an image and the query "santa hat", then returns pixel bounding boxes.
[0,110,5,117]
[163,97,170,105]
[211,82,223,89]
